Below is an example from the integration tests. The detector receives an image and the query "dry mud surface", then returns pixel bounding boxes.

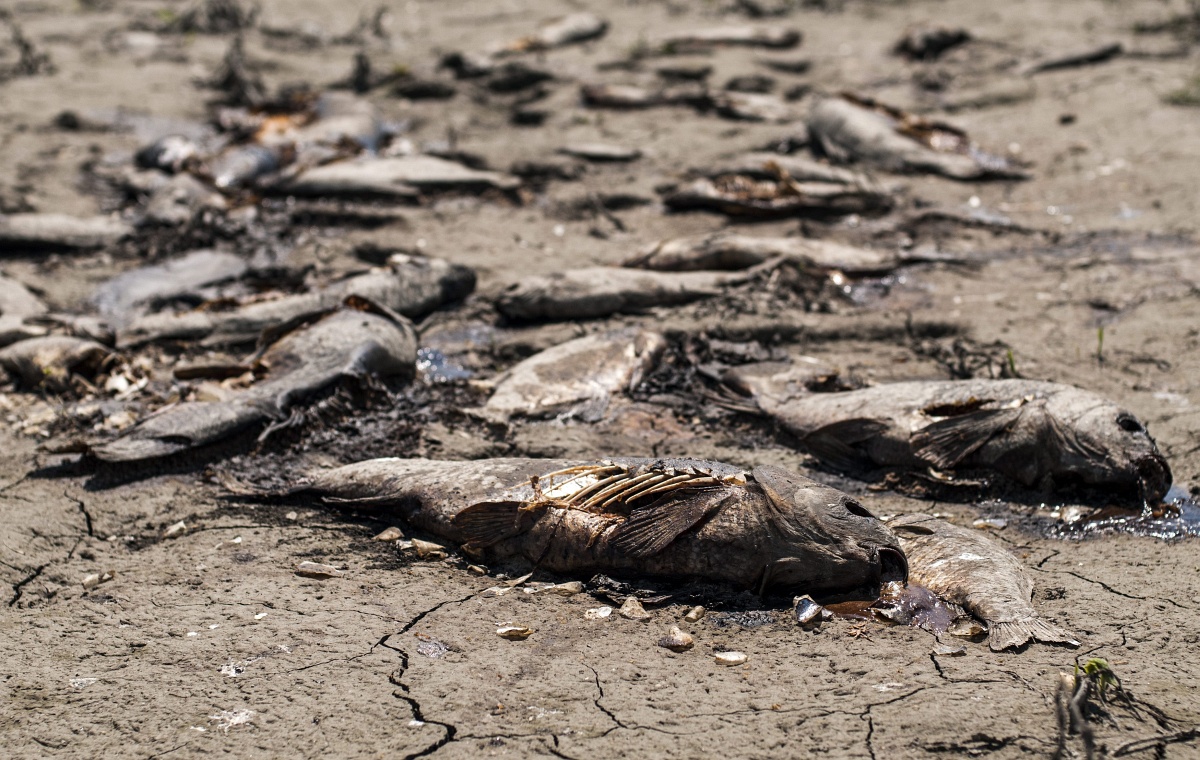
[4,1,1200,758]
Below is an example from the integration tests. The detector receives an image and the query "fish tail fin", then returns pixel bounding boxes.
[988,617,1080,652]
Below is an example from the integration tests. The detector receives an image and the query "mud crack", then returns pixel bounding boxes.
[65,491,94,537]
[1064,571,1192,609]
[377,591,480,760]
[9,562,48,606]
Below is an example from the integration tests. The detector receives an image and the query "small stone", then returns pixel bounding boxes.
[585,606,614,620]
[285,511,298,520]
[619,597,651,621]
[81,573,101,590]
[164,520,187,538]
[373,526,405,541]
[482,586,515,597]
[932,642,967,657]
[658,626,694,652]
[496,625,534,640]
[714,651,747,666]
[410,538,448,560]
[295,561,343,579]
[467,564,488,575]
[683,605,706,623]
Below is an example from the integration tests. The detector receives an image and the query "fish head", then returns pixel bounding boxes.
[752,465,907,595]
[1045,394,1171,503]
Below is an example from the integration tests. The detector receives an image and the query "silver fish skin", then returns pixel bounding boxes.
[93,299,416,463]
[0,213,132,252]
[272,456,907,594]
[118,254,474,348]
[92,249,248,324]
[275,155,520,198]
[495,267,745,322]
[888,513,1078,651]
[729,375,1172,503]
[807,95,1028,181]
[483,328,666,421]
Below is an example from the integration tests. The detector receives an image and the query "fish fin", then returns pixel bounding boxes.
[801,418,888,471]
[452,500,543,549]
[890,523,935,536]
[911,406,1024,470]
[609,490,727,559]
[988,617,1080,652]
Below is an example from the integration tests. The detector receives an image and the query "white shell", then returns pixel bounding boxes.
[683,605,706,623]
[295,561,343,579]
[496,625,534,640]
[714,651,747,666]
[585,606,614,620]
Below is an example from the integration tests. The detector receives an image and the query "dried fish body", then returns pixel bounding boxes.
[209,144,280,190]
[135,134,200,173]
[735,377,1171,502]
[706,153,879,188]
[292,93,384,153]
[807,95,1028,180]
[119,255,474,347]
[483,328,666,421]
[721,359,847,411]
[274,155,520,198]
[267,456,907,594]
[502,12,608,54]
[91,299,417,463]
[889,514,1078,651]
[659,26,801,53]
[92,249,248,323]
[495,267,744,322]
[711,92,798,123]
[141,173,228,226]
[662,175,891,218]
[0,273,47,319]
[0,336,112,393]
[0,213,132,252]
[557,143,642,162]
[625,232,897,274]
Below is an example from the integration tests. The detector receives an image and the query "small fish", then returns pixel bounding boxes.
[501,12,608,54]
[274,155,520,198]
[725,374,1172,502]
[119,254,474,347]
[92,249,249,324]
[256,456,908,594]
[662,174,891,218]
[0,213,132,252]
[807,94,1028,181]
[483,328,666,421]
[495,267,747,322]
[657,26,801,53]
[557,143,642,163]
[888,514,1079,651]
[91,297,416,463]
[0,335,113,393]
[625,232,898,274]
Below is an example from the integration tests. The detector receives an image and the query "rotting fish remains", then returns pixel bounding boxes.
[888,513,1079,651]
[247,457,908,595]
[723,373,1172,503]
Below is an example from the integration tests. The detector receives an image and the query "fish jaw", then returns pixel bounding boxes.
[1135,451,1172,504]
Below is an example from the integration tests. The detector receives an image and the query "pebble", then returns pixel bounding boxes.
[683,605,706,623]
[295,561,343,579]
[658,626,694,652]
[619,597,651,621]
[410,538,448,560]
[373,526,404,541]
[585,606,614,620]
[81,571,115,590]
[467,564,488,575]
[164,520,187,538]
[285,511,298,520]
[972,518,1007,530]
[714,651,747,666]
[496,625,534,640]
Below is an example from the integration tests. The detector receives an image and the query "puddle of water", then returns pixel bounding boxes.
[416,347,472,383]
[1054,485,1200,539]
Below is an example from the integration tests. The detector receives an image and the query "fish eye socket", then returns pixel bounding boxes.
[843,499,876,519]
[1116,414,1143,434]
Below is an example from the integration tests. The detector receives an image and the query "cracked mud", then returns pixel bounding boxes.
[4,0,1200,759]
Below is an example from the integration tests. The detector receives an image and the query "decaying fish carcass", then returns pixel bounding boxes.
[625,232,899,274]
[118,253,474,347]
[89,297,417,463]
[723,373,1172,502]
[807,94,1028,180]
[483,328,666,421]
[888,513,1078,651]
[252,456,907,594]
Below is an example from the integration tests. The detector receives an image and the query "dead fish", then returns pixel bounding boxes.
[807,94,1028,181]
[0,213,132,252]
[483,328,666,421]
[0,273,47,319]
[662,174,891,218]
[0,336,112,393]
[580,83,707,110]
[725,375,1172,502]
[256,456,907,593]
[91,249,248,323]
[893,26,971,61]
[91,298,416,463]
[501,12,608,54]
[557,143,642,163]
[711,92,798,123]
[209,144,281,190]
[705,153,880,188]
[141,173,228,226]
[136,134,201,173]
[888,514,1078,651]
[291,92,384,153]
[625,232,898,274]
[658,26,801,53]
[274,155,520,198]
[495,267,748,322]
[119,254,474,347]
